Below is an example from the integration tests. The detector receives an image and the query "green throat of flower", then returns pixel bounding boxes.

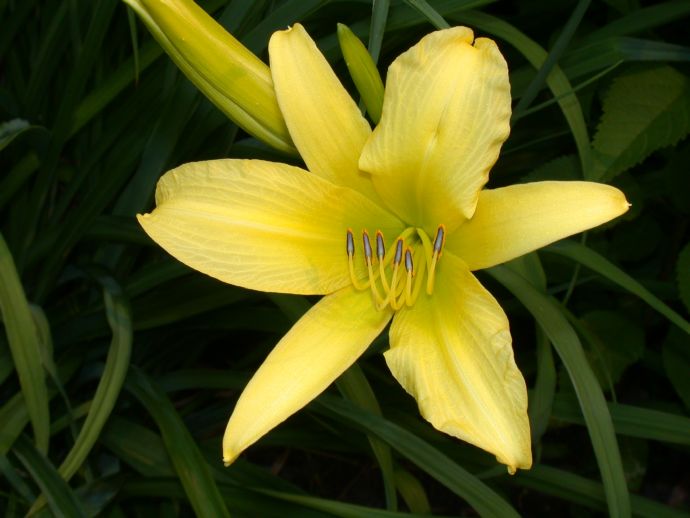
[347,225,446,310]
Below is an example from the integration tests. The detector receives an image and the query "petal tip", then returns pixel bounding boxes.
[222,451,238,467]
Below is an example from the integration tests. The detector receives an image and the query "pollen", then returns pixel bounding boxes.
[346,225,445,310]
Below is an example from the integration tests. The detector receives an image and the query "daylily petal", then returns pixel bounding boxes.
[269,24,379,201]
[223,287,392,464]
[446,181,630,271]
[359,27,511,232]
[138,159,402,295]
[385,253,531,473]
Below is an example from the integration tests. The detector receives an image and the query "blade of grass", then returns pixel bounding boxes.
[316,395,521,518]
[452,10,593,177]
[29,276,133,515]
[13,435,87,518]
[546,240,690,334]
[368,0,390,63]
[25,0,119,265]
[512,0,590,120]
[401,0,451,29]
[125,368,231,518]
[69,41,163,137]
[518,464,687,518]
[552,395,690,445]
[255,487,442,518]
[0,233,49,453]
[336,365,398,511]
[488,265,630,518]
[583,0,690,42]
[562,37,690,79]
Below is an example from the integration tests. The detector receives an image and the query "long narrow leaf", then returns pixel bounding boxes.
[546,240,690,334]
[13,436,87,518]
[57,278,132,480]
[488,265,630,518]
[452,10,593,177]
[0,233,49,453]
[125,368,231,518]
[316,395,521,518]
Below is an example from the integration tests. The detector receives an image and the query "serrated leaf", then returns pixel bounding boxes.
[591,65,690,181]
[677,241,690,314]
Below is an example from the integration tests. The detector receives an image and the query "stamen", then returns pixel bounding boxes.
[433,225,446,256]
[376,231,390,293]
[394,238,404,265]
[425,225,446,295]
[362,230,373,264]
[346,229,368,291]
[404,248,414,274]
[376,231,386,261]
[403,248,414,307]
[347,226,444,310]
[409,248,427,305]
[346,228,355,257]
[363,230,385,307]
[387,238,404,310]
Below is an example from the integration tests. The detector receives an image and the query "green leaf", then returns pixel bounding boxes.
[591,65,690,181]
[125,368,231,518]
[0,119,31,151]
[662,328,690,410]
[521,154,580,183]
[512,0,591,120]
[453,9,593,177]
[488,265,630,518]
[368,0,390,63]
[336,365,397,511]
[401,0,451,29]
[55,279,132,482]
[316,395,521,518]
[580,310,644,386]
[518,464,687,518]
[677,241,690,314]
[12,435,87,518]
[546,240,690,335]
[0,233,49,454]
[562,38,690,80]
[394,469,431,514]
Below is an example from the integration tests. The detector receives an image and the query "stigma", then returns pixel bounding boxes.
[346,225,445,311]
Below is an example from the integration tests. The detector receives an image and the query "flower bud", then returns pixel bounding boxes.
[124,0,296,154]
[336,23,384,123]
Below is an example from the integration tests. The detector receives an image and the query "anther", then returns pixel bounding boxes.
[375,231,385,261]
[404,248,414,274]
[346,229,368,291]
[394,239,404,265]
[402,248,415,307]
[388,239,405,310]
[376,231,390,294]
[433,225,446,256]
[362,230,373,264]
[346,229,355,257]
[426,225,445,295]
[363,230,385,307]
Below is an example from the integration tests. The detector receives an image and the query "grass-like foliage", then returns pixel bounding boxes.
[1,0,690,516]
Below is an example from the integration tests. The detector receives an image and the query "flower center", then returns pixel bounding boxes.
[346,225,445,310]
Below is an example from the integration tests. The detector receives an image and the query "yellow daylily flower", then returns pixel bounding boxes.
[138,24,629,473]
